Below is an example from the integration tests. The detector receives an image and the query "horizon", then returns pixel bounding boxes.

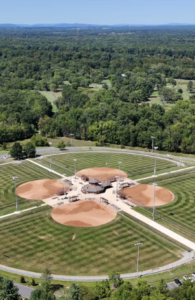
[0,0,195,25]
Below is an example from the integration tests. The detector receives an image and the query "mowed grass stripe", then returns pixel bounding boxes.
[0,209,180,275]
[38,152,177,178]
[0,162,60,214]
[135,171,195,241]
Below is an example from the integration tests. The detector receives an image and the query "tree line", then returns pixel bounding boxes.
[2,269,195,300]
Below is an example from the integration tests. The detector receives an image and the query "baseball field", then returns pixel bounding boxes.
[0,151,192,276]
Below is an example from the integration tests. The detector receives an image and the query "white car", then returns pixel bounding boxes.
[183,275,188,280]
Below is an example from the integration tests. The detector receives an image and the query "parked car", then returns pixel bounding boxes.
[174,279,182,286]
[183,275,188,280]
[192,273,195,278]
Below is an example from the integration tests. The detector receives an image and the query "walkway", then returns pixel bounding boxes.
[0,204,46,220]
[27,159,64,177]
[138,166,195,182]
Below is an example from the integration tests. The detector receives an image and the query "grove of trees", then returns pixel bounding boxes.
[1,26,195,152]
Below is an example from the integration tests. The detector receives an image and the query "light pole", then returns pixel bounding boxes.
[154,146,158,176]
[73,159,77,178]
[134,242,143,273]
[118,161,122,183]
[152,183,158,221]
[69,134,74,147]
[50,156,52,169]
[151,136,155,152]
[115,175,119,201]
[12,176,19,212]
[62,174,66,196]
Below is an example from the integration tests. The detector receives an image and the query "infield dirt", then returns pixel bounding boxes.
[121,184,174,207]
[17,179,69,200]
[51,200,117,227]
[76,167,127,182]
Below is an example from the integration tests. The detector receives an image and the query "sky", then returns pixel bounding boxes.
[0,0,195,25]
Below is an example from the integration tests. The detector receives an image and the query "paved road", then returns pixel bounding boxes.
[15,283,34,299]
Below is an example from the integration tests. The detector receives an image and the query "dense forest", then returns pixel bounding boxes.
[1,26,195,152]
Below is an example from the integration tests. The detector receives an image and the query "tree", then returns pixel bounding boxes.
[95,280,111,299]
[23,142,36,158]
[57,141,66,149]
[0,277,21,300]
[178,88,183,94]
[109,271,124,288]
[30,289,56,300]
[67,283,80,300]
[187,80,194,92]
[41,269,53,296]
[31,279,36,286]
[10,142,23,160]
[20,276,25,283]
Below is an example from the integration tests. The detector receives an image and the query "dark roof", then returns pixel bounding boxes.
[82,184,104,193]
[89,178,100,184]
[101,181,112,188]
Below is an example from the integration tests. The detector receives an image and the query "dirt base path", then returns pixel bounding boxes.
[17,179,66,200]
[76,167,127,182]
[121,184,174,207]
[51,200,117,227]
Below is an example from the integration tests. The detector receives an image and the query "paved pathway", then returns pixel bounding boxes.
[138,166,195,182]
[27,159,64,177]
[0,204,46,220]
[15,283,34,299]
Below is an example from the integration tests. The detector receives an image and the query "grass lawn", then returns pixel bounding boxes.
[0,206,181,275]
[148,79,194,110]
[39,91,61,113]
[37,152,178,179]
[133,169,195,242]
[0,161,59,215]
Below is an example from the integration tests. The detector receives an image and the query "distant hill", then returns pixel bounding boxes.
[0,23,194,28]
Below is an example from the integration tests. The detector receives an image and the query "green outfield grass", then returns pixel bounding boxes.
[0,206,181,275]
[0,162,59,215]
[134,169,195,242]
[37,152,179,179]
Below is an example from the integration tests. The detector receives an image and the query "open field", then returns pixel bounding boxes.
[39,91,61,113]
[37,152,179,179]
[134,169,195,242]
[0,162,59,215]
[148,79,194,110]
[0,206,181,275]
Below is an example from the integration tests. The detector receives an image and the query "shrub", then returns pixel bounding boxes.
[20,275,25,283]
[31,279,36,286]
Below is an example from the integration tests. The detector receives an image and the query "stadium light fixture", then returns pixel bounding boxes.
[151,136,155,152]
[12,176,19,212]
[134,242,143,273]
[154,146,158,176]
[152,183,158,221]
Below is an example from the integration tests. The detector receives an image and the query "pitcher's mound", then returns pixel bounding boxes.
[121,184,174,207]
[76,167,127,182]
[51,200,117,227]
[17,179,66,200]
